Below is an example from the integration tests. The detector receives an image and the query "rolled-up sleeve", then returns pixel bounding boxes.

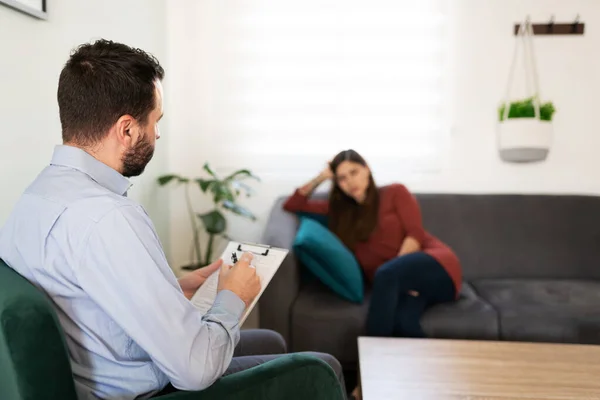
[75,204,244,391]
[282,189,329,214]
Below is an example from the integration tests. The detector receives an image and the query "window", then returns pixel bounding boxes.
[200,0,451,174]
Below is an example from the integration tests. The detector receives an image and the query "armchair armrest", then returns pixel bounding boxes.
[258,197,301,345]
[157,354,345,400]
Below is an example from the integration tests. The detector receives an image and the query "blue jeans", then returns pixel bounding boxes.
[365,252,455,338]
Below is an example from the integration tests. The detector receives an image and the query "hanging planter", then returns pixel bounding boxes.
[497,19,557,163]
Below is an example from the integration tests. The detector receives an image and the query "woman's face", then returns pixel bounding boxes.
[335,160,371,203]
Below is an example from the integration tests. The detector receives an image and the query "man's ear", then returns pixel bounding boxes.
[114,115,136,145]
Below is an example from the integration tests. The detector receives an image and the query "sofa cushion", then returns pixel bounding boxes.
[416,194,600,280]
[473,279,600,344]
[291,281,497,365]
[291,281,369,365]
[293,217,364,303]
[421,283,499,340]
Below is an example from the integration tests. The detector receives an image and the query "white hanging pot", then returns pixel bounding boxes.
[498,118,552,163]
[497,18,556,163]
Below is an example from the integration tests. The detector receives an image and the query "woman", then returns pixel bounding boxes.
[283,149,462,338]
[284,149,461,399]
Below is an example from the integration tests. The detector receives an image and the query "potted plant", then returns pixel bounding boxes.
[497,19,557,163]
[497,96,556,162]
[498,96,556,123]
[157,163,259,270]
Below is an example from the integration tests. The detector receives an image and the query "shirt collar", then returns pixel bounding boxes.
[50,145,132,196]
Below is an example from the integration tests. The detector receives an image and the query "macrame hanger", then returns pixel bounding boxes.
[502,16,541,121]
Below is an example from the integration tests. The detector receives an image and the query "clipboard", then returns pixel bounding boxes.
[231,242,271,264]
[237,242,270,256]
[190,241,289,325]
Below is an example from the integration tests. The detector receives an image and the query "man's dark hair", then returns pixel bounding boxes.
[57,39,164,145]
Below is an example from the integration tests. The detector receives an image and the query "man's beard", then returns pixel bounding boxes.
[122,133,155,178]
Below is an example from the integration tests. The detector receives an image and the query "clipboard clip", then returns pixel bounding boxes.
[237,243,270,256]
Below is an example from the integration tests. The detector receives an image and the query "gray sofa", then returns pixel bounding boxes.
[258,192,600,367]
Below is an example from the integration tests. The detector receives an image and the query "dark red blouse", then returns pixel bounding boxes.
[283,183,462,295]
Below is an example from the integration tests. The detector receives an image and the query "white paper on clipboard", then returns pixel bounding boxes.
[190,241,289,325]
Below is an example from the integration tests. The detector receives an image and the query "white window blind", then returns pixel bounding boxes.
[202,0,450,169]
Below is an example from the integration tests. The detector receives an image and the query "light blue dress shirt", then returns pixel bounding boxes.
[0,145,246,400]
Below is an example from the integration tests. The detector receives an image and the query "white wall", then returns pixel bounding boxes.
[5,1,598,267]
[7,1,593,328]
[429,0,600,195]
[0,0,170,250]
[165,0,600,280]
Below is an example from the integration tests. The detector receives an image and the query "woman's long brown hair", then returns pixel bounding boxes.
[328,149,379,251]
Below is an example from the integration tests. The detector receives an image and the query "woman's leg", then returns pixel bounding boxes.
[365,253,429,337]
[392,253,456,337]
[392,294,428,337]
[366,252,455,338]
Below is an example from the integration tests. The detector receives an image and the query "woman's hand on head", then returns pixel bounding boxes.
[298,162,333,196]
[319,162,334,180]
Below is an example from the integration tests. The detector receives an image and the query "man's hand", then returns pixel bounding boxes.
[217,252,261,307]
[178,259,223,300]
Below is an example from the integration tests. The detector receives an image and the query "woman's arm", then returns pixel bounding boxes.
[282,167,332,215]
[394,184,426,256]
[298,168,332,196]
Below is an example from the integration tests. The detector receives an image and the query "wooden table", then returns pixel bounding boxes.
[358,337,600,400]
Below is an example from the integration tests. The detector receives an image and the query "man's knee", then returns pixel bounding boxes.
[237,329,287,356]
[253,329,287,354]
[301,352,343,377]
[260,329,287,354]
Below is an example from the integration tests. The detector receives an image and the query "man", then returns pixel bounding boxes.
[0,39,344,399]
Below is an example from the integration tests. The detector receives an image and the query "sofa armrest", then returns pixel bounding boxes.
[258,197,301,346]
[157,354,344,400]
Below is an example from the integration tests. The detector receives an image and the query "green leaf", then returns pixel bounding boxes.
[225,169,260,182]
[222,200,257,220]
[196,178,215,193]
[231,180,255,196]
[198,210,227,234]
[203,163,218,179]
[498,97,556,122]
[157,174,189,185]
[210,181,235,204]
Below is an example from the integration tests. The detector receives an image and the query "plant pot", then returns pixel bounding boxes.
[497,118,552,163]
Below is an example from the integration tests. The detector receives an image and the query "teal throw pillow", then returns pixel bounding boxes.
[295,212,328,227]
[293,217,364,303]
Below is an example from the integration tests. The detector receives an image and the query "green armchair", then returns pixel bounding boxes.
[0,259,344,400]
